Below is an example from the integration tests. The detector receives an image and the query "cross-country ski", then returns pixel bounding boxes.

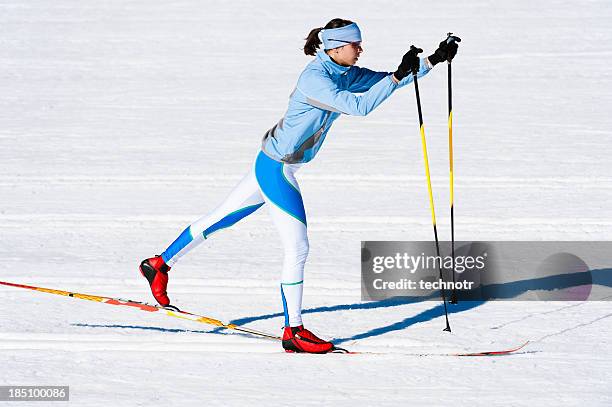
[0,280,280,340]
[1,280,532,357]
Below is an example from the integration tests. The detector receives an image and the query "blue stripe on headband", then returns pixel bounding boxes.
[320,23,362,50]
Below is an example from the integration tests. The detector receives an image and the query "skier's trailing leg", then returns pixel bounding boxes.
[140,18,459,353]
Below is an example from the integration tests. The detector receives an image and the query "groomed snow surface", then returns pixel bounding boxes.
[1,1,611,405]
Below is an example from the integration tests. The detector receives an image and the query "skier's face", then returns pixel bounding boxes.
[328,42,363,67]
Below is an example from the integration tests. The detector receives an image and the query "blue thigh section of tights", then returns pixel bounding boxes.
[162,151,306,265]
[255,151,307,226]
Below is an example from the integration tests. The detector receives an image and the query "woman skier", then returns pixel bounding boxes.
[139,18,459,353]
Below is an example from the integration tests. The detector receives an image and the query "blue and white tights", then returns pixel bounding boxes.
[161,151,307,327]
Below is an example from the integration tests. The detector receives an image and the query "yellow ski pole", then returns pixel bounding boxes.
[446,32,461,304]
[410,45,451,332]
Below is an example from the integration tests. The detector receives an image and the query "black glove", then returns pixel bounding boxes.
[428,35,461,66]
[394,46,423,81]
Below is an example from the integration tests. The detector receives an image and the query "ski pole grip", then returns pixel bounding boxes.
[446,32,461,44]
[409,45,423,75]
[410,45,423,53]
[445,33,461,63]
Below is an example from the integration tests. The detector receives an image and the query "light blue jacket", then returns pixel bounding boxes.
[261,50,432,163]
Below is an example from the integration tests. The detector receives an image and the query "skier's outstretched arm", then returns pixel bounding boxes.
[297,70,400,116]
[297,47,434,116]
[349,57,431,92]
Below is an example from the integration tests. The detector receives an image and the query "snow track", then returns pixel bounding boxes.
[0,332,278,353]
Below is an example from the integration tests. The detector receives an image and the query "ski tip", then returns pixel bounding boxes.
[163,304,181,312]
[454,340,531,357]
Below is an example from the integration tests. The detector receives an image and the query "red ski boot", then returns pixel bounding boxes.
[139,255,171,307]
[282,325,336,354]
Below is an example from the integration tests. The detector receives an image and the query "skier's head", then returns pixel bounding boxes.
[304,19,363,67]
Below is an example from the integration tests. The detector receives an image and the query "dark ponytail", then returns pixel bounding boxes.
[304,27,323,56]
[303,18,354,56]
